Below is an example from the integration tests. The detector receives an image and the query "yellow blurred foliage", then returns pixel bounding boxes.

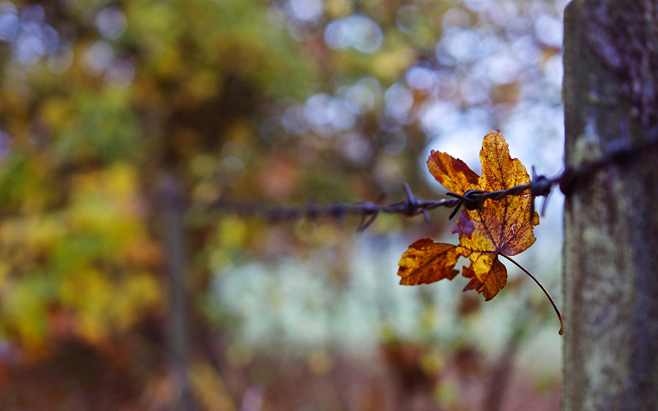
[419,351,446,376]
[217,217,249,250]
[3,280,48,349]
[326,0,353,18]
[40,98,72,130]
[371,48,417,82]
[0,161,162,348]
[189,361,236,411]
[434,378,460,408]
[187,70,220,102]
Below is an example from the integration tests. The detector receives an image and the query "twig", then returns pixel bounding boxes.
[500,253,564,335]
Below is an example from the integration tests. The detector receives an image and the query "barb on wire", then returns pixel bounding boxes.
[211,184,461,232]
[443,170,560,220]
[441,125,658,220]
[211,128,658,230]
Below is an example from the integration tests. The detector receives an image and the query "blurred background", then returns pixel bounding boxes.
[0,0,566,410]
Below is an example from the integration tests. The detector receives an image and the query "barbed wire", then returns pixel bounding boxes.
[211,126,658,231]
[212,183,460,231]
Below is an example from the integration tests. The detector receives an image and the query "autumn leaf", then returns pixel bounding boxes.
[452,131,539,300]
[426,151,479,195]
[398,131,538,300]
[398,131,565,334]
[461,258,508,302]
[398,239,460,285]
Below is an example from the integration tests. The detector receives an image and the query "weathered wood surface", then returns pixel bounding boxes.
[563,1,658,409]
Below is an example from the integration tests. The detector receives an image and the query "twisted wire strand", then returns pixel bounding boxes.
[211,127,658,230]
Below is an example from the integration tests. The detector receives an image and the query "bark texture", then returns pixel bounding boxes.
[563,1,658,410]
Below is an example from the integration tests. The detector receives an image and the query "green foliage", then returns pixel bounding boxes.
[53,89,142,163]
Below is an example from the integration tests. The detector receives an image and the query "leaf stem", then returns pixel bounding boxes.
[500,253,564,335]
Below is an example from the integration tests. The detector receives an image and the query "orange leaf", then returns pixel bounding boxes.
[461,258,507,301]
[427,150,479,195]
[398,131,539,300]
[454,131,538,299]
[398,239,460,285]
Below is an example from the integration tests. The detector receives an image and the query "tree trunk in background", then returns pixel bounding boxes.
[160,172,196,411]
[563,1,658,410]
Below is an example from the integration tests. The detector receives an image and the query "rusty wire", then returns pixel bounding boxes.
[211,182,460,231]
[211,127,658,231]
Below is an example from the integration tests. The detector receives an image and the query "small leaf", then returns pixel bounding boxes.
[398,239,460,285]
[461,260,506,301]
[427,151,479,195]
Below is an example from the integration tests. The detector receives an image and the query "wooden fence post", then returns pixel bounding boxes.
[562,1,658,409]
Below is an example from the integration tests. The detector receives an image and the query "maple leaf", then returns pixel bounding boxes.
[398,130,563,334]
[398,130,541,297]
[398,239,460,286]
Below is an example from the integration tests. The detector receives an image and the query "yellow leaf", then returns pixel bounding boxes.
[398,131,539,300]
